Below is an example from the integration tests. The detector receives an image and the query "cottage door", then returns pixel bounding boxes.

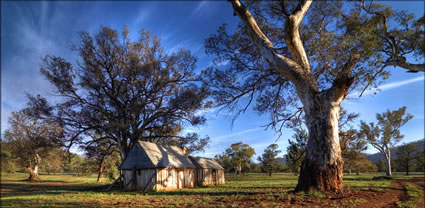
[212,170,217,185]
[178,170,184,189]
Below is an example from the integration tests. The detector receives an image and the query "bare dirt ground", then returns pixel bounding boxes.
[353,177,425,208]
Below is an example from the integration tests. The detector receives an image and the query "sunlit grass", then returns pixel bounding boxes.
[1,172,424,207]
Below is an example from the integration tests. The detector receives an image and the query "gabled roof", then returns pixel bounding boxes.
[189,156,224,170]
[119,141,196,170]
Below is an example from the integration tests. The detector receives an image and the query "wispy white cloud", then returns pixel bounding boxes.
[350,76,424,98]
[192,1,208,15]
[212,127,263,142]
[195,106,219,116]
[379,76,424,91]
[1,2,72,133]
[216,60,229,67]
[133,7,153,26]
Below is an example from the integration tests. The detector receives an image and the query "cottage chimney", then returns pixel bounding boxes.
[182,146,188,155]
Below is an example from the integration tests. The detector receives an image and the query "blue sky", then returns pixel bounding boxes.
[1,1,424,160]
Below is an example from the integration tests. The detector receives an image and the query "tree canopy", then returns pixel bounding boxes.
[223,142,256,174]
[394,143,419,175]
[38,26,210,160]
[360,106,413,176]
[203,0,423,192]
[204,1,423,132]
[258,143,282,176]
[4,96,65,180]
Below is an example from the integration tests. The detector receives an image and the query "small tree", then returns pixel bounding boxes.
[341,134,369,175]
[0,142,18,173]
[225,142,255,174]
[83,140,115,182]
[286,129,308,176]
[250,162,263,173]
[4,97,65,181]
[103,151,121,180]
[215,154,232,173]
[360,106,413,176]
[258,144,281,176]
[375,160,386,172]
[355,159,378,173]
[395,143,418,175]
[42,148,65,174]
[415,150,425,172]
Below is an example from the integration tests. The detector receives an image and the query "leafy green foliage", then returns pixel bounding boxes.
[342,134,375,174]
[215,154,233,173]
[394,144,419,175]
[285,129,307,175]
[219,142,255,174]
[414,150,425,172]
[0,143,18,173]
[375,160,386,172]
[103,151,121,180]
[41,148,67,174]
[257,144,281,176]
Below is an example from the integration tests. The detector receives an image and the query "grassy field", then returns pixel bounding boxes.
[1,172,424,208]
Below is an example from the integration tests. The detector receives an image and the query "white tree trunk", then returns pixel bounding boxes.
[27,153,41,181]
[385,152,392,176]
[97,156,106,182]
[295,96,344,193]
[230,0,359,193]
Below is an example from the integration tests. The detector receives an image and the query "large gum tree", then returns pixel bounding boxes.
[204,0,424,193]
[39,26,210,161]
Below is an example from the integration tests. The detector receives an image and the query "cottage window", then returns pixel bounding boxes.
[168,171,172,177]
[137,169,141,175]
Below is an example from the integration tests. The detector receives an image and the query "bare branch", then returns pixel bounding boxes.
[285,0,312,70]
[329,54,361,102]
[358,64,387,97]
[229,0,318,101]
[384,59,425,73]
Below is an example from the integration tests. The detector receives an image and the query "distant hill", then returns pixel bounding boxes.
[277,157,287,164]
[367,138,424,163]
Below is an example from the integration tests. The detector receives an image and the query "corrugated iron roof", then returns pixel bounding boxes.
[119,141,196,170]
[189,156,224,170]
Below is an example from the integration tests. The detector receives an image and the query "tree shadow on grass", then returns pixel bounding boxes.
[147,190,261,197]
[0,182,108,197]
[1,197,94,208]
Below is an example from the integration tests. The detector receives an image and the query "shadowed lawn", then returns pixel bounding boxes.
[1,172,424,207]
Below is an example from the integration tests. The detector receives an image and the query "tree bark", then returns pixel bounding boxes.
[97,156,106,182]
[405,151,410,176]
[385,153,392,176]
[269,170,272,176]
[27,153,41,181]
[384,57,425,73]
[118,142,129,163]
[405,163,409,175]
[295,97,344,193]
[235,165,242,175]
